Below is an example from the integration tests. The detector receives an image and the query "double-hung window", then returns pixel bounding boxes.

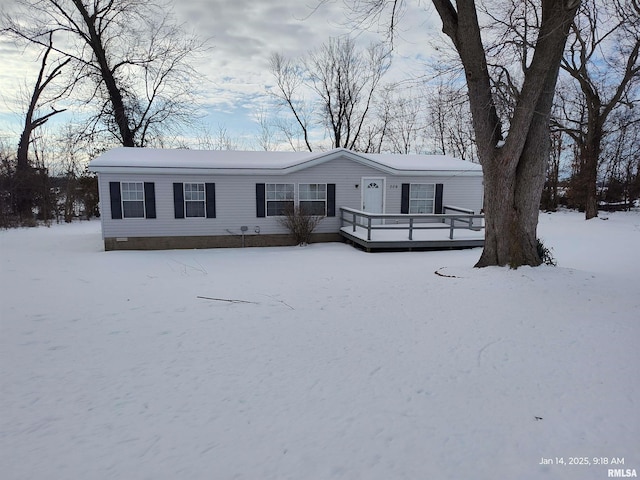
[184,183,206,217]
[266,183,294,216]
[121,182,145,218]
[173,182,215,219]
[299,183,327,215]
[409,184,435,214]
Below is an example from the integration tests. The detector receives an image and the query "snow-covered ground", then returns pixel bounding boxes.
[1,210,638,480]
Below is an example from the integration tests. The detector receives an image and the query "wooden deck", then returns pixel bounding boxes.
[339,207,485,251]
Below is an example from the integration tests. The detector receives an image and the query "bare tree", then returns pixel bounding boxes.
[26,125,57,224]
[348,0,580,267]
[437,0,581,267]
[254,107,278,151]
[378,86,426,154]
[541,130,566,211]
[424,80,477,159]
[599,107,640,208]
[269,36,391,152]
[0,138,17,227]
[12,32,71,218]
[559,0,640,219]
[3,0,207,147]
[191,125,243,151]
[54,124,85,222]
[269,53,314,151]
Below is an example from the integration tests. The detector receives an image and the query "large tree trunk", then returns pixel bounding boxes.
[582,123,603,220]
[14,128,34,218]
[477,45,560,267]
[477,113,550,267]
[433,0,580,267]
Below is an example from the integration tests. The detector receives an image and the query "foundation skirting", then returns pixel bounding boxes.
[104,232,343,250]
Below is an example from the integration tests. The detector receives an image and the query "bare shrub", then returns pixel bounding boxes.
[278,205,324,245]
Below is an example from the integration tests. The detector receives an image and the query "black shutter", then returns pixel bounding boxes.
[256,183,266,218]
[205,183,216,218]
[435,183,444,214]
[173,183,184,219]
[144,182,156,219]
[109,182,122,219]
[327,184,336,217]
[401,184,410,214]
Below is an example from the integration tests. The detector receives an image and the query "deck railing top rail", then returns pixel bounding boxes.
[443,205,476,215]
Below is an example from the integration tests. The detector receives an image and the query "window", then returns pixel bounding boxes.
[299,183,327,215]
[184,183,205,217]
[173,183,215,219]
[121,182,145,218]
[409,184,435,214]
[266,183,294,216]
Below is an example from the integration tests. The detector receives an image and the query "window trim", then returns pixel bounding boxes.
[298,183,327,216]
[265,183,295,217]
[257,182,335,218]
[408,183,436,214]
[184,182,206,218]
[121,181,146,219]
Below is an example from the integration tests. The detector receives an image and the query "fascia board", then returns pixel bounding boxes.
[89,166,306,175]
[390,169,483,177]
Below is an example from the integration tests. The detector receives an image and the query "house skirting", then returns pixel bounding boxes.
[104,232,344,251]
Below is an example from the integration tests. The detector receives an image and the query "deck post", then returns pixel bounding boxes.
[409,217,413,240]
[352,212,356,232]
[367,216,372,241]
[449,220,454,239]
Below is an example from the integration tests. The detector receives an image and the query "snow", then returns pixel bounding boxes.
[90,147,319,170]
[1,210,638,480]
[89,147,482,174]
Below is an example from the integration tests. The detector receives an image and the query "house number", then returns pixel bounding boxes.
[388,184,399,189]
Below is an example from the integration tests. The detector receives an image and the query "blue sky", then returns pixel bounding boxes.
[0,0,440,150]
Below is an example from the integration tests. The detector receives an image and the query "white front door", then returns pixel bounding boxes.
[362,177,385,223]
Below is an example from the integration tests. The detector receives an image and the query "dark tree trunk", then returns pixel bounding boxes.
[582,122,603,220]
[542,132,562,211]
[70,0,136,147]
[15,128,34,218]
[433,0,580,267]
[569,121,603,219]
[566,95,603,220]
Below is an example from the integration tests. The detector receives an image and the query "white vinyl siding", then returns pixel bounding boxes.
[121,182,145,218]
[96,156,483,239]
[409,184,435,214]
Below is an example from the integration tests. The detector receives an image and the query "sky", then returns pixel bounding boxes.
[0,0,442,150]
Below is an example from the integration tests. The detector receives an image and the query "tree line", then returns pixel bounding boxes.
[1,0,638,267]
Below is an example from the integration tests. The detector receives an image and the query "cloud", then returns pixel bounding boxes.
[0,0,442,147]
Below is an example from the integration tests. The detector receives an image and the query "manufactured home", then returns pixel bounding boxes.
[88,147,484,250]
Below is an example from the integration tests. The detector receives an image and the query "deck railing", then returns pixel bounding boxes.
[339,206,485,241]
